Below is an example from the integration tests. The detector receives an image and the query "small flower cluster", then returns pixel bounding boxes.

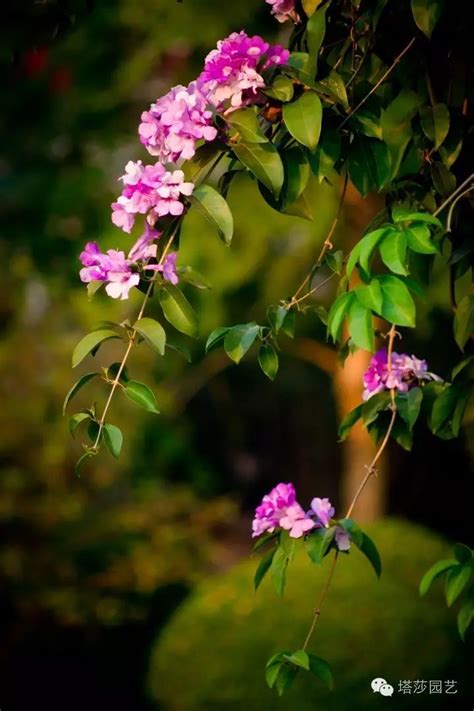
[363,348,442,400]
[198,31,289,110]
[265,0,298,23]
[139,82,218,163]
[79,226,178,300]
[252,482,350,549]
[79,29,289,299]
[111,161,194,234]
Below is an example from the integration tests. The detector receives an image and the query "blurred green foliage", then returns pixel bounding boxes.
[149,519,472,709]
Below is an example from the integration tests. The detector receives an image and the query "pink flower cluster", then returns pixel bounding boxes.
[139,82,218,163]
[198,31,289,110]
[111,160,194,234]
[266,0,298,23]
[363,348,442,400]
[252,483,350,549]
[79,226,178,300]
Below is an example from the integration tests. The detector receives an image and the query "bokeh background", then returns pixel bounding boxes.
[1,1,473,709]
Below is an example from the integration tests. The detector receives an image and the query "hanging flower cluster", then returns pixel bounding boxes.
[252,482,350,549]
[362,348,442,400]
[78,30,289,300]
[198,31,289,110]
[79,226,179,299]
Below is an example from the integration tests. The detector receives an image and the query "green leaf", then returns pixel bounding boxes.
[69,411,92,437]
[348,136,390,196]
[283,650,310,671]
[338,404,363,441]
[356,531,382,578]
[165,338,192,362]
[63,372,99,415]
[267,305,289,334]
[431,161,456,197]
[337,518,363,547]
[283,91,322,151]
[302,0,322,16]
[224,323,260,364]
[377,275,416,327]
[379,230,408,275]
[284,147,310,204]
[396,387,423,430]
[308,654,334,689]
[392,208,443,228]
[190,183,233,245]
[159,285,199,338]
[451,356,474,381]
[307,127,341,182]
[350,111,382,140]
[356,280,384,315]
[381,90,420,179]
[103,423,123,458]
[232,140,284,198]
[205,326,230,353]
[405,225,439,254]
[275,664,298,696]
[72,329,121,368]
[124,380,160,414]
[457,596,473,641]
[258,345,279,381]
[446,565,472,607]
[265,657,284,689]
[283,188,313,221]
[325,250,343,275]
[327,291,354,342]
[419,558,458,596]
[361,391,392,427]
[134,317,166,356]
[178,266,212,290]
[314,70,348,109]
[454,543,473,565]
[264,75,294,102]
[431,383,463,434]
[305,5,327,76]
[420,103,450,150]
[271,545,289,596]
[348,299,374,352]
[454,294,474,351]
[348,227,392,277]
[305,528,335,565]
[411,0,443,38]
[226,107,267,143]
[254,548,277,590]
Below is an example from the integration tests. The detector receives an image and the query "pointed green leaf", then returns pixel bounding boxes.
[379,230,408,275]
[338,404,363,441]
[134,317,166,356]
[205,326,231,353]
[411,0,443,38]
[283,650,310,671]
[305,5,327,76]
[405,225,439,254]
[305,528,335,565]
[124,380,160,414]
[190,183,233,245]
[356,531,382,578]
[361,391,392,426]
[72,330,121,368]
[224,323,260,364]
[327,291,354,342]
[454,294,474,351]
[258,345,279,381]
[308,655,334,689]
[356,280,384,315]
[159,285,199,338]
[377,275,416,326]
[396,387,423,430]
[457,596,473,641]
[69,411,92,437]
[264,75,294,102]
[419,558,458,596]
[63,372,99,415]
[226,107,267,143]
[232,140,284,198]
[307,127,341,182]
[348,299,374,352]
[254,548,277,590]
[103,423,123,458]
[454,543,473,565]
[283,91,322,151]
[271,545,289,596]
[348,136,390,195]
[284,146,310,204]
[446,565,472,607]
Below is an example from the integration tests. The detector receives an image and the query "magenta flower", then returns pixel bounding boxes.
[139,81,218,163]
[79,225,163,300]
[309,497,335,528]
[362,348,441,400]
[280,503,315,538]
[266,0,298,22]
[111,161,194,233]
[198,31,289,110]
[157,251,179,285]
[335,526,351,552]
[252,482,296,538]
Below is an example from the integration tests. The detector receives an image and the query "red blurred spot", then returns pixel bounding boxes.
[23,47,49,76]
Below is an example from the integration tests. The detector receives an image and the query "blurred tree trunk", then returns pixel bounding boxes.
[335,186,385,522]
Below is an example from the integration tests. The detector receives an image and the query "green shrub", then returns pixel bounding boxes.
[148,519,472,710]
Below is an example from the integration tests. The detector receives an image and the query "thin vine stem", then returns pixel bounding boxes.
[91,227,178,451]
[301,325,398,650]
[433,173,474,218]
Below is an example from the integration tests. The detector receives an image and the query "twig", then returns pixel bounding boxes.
[339,37,416,129]
[301,551,339,651]
[433,173,474,217]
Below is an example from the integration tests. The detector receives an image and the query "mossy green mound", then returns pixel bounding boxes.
[148,519,472,710]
